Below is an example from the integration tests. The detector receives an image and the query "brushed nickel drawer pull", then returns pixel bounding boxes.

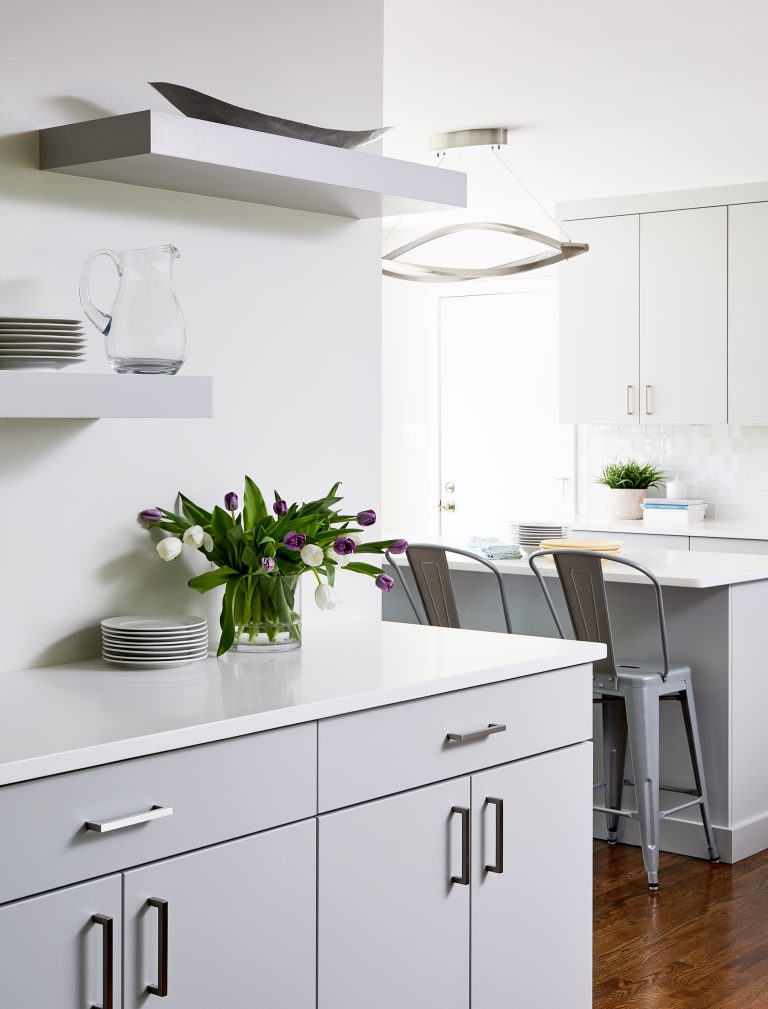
[85,804,173,833]
[446,723,506,744]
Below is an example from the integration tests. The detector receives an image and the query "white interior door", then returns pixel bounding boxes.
[439,290,574,542]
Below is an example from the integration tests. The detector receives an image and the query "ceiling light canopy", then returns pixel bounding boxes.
[383,127,589,283]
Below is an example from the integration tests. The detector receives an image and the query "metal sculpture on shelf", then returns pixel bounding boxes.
[149,82,391,150]
[382,127,589,282]
[382,222,588,282]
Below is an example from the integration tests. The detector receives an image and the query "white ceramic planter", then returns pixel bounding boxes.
[608,488,645,520]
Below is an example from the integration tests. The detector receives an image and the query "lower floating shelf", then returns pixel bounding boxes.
[0,372,213,419]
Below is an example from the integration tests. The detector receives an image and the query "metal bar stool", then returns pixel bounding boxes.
[385,543,513,633]
[528,548,719,891]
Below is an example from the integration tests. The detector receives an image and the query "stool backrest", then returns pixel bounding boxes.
[527,549,671,682]
[385,543,513,634]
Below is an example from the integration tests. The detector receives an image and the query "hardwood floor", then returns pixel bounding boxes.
[593,841,768,1008]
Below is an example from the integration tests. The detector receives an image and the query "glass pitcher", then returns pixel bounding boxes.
[79,244,187,374]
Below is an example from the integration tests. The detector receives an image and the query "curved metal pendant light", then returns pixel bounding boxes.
[383,222,588,283]
[382,128,589,283]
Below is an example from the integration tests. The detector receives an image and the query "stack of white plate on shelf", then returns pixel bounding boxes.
[0,317,87,370]
[101,616,209,667]
[510,521,571,554]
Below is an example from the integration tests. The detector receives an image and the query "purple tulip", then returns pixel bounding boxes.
[356,509,376,527]
[283,531,306,551]
[375,573,395,592]
[139,508,163,523]
[333,536,357,556]
[261,557,276,573]
[224,491,239,511]
[273,499,288,517]
[388,539,409,555]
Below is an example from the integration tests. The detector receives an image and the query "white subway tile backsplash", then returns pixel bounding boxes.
[583,424,768,520]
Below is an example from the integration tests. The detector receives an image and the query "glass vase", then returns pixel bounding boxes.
[232,573,302,653]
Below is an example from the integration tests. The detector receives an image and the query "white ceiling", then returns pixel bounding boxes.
[383,0,768,211]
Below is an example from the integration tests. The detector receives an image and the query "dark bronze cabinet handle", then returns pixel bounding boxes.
[446,723,506,744]
[450,806,471,885]
[91,914,113,1009]
[485,797,504,874]
[147,898,169,997]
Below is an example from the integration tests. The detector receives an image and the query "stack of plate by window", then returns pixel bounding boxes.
[101,616,209,667]
[510,521,571,554]
[0,317,86,369]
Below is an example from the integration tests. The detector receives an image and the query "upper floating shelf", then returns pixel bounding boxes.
[39,111,467,220]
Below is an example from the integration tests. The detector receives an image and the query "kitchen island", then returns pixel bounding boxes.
[0,620,603,1009]
[384,548,768,863]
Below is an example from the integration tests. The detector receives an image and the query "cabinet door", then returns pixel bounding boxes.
[640,207,727,423]
[0,874,121,1009]
[729,201,768,423]
[319,777,471,1009]
[471,743,592,1009]
[559,214,639,423]
[123,819,316,1008]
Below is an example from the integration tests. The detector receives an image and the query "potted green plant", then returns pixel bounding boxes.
[597,459,665,520]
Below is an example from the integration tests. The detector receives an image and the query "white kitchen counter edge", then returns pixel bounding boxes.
[574,516,768,541]
[0,621,605,787]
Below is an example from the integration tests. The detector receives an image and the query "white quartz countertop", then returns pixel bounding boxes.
[574,516,768,541]
[391,547,768,588]
[0,620,604,787]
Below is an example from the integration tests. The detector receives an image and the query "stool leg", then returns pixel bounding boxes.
[601,698,628,844]
[624,686,661,890]
[679,686,720,863]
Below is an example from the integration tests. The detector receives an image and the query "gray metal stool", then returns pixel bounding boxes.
[528,549,719,891]
[385,543,513,632]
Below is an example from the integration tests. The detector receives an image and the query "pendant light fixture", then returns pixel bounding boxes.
[382,128,589,283]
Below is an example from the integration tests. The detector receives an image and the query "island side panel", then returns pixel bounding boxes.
[730,579,768,860]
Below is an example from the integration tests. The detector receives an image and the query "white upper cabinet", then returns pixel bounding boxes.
[559,215,640,423]
[639,207,727,423]
[728,202,768,423]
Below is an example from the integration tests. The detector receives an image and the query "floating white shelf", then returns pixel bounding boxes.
[0,373,213,419]
[39,111,467,219]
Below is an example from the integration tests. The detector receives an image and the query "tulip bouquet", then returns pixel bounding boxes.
[139,477,407,655]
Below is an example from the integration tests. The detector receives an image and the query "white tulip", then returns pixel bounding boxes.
[348,532,363,546]
[156,537,183,561]
[332,551,351,568]
[300,543,324,567]
[202,532,214,552]
[183,525,204,548]
[315,584,337,611]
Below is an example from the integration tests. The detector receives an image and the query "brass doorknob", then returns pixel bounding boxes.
[439,500,456,512]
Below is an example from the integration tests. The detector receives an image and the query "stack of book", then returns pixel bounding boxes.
[642,498,707,525]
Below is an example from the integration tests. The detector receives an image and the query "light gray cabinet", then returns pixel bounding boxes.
[0,874,121,1009]
[318,744,592,1009]
[471,744,592,1009]
[318,777,471,1009]
[124,820,316,1008]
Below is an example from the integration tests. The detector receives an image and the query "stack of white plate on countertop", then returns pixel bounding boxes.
[101,616,209,667]
[510,520,571,554]
[0,317,87,370]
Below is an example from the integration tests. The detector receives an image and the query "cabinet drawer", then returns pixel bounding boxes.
[318,665,592,811]
[0,723,316,905]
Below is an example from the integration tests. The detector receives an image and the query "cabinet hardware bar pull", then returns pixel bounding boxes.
[91,914,113,1009]
[85,805,173,833]
[450,806,471,885]
[446,723,506,744]
[626,385,634,415]
[485,797,504,874]
[645,384,653,415]
[147,898,169,997]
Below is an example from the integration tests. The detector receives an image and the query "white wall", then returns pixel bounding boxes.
[0,0,383,673]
